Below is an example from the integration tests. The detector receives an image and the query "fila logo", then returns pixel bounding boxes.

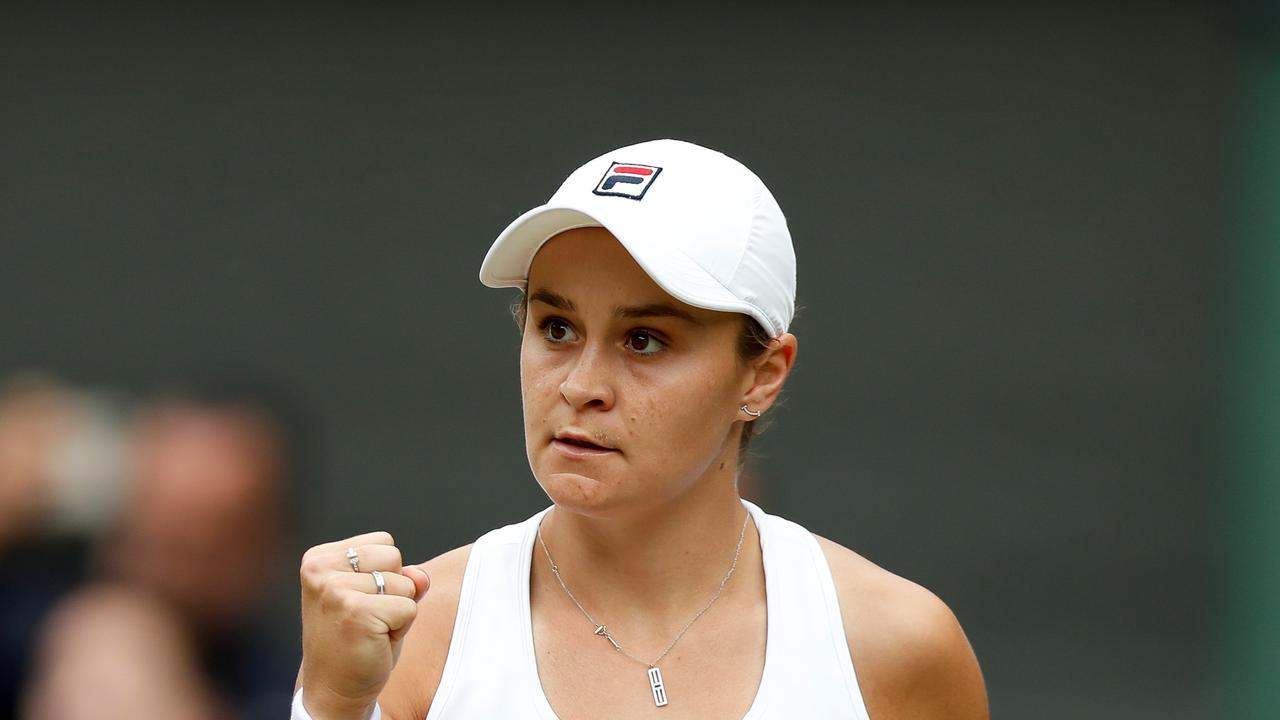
[593,162,663,200]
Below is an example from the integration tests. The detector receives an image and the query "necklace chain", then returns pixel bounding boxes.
[536,506,752,670]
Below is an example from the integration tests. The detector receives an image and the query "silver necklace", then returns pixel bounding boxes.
[536,507,752,708]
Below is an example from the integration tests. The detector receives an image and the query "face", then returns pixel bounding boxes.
[520,227,754,518]
[116,404,282,629]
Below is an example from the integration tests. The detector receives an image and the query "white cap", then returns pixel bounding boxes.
[479,139,796,337]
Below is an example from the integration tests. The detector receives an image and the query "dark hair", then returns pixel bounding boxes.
[510,293,776,467]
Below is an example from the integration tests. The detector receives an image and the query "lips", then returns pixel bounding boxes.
[558,437,607,449]
[552,430,611,448]
[552,430,617,456]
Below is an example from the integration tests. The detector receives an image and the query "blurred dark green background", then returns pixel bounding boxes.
[1,3,1270,718]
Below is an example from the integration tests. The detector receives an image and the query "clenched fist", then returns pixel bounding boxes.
[298,532,430,720]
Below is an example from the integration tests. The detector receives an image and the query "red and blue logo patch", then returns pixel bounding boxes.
[593,162,663,200]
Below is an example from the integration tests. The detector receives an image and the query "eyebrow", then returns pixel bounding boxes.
[528,289,702,325]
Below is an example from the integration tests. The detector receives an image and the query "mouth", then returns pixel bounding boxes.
[552,431,618,457]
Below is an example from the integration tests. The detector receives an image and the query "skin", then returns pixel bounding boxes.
[297,227,988,719]
[23,585,225,720]
[111,403,285,633]
[22,402,289,720]
[0,378,73,543]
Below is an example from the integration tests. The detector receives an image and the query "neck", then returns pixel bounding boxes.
[532,461,761,635]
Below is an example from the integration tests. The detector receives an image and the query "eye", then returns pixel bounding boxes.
[625,329,666,355]
[538,317,578,344]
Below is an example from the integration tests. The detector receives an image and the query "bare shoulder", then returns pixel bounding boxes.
[377,544,474,720]
[813,534,989,720]
[25,583,219,717]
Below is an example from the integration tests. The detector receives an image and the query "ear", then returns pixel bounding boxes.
[741,333,798,415]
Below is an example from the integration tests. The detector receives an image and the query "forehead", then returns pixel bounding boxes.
[529,227,658,291]
[527,228,724,321]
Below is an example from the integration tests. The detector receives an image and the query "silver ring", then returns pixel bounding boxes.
[740,404,762,418]
[371,570,386,595]
[346,547,360,573]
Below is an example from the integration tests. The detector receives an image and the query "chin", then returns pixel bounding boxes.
[534,468,631,518]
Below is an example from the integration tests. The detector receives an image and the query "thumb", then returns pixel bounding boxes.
[403,564,431,602]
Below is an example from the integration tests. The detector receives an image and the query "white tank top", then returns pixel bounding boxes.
[424,499,872,719]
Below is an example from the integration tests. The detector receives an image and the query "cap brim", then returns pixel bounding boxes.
[479,206,601,287]
[480,204,763,325]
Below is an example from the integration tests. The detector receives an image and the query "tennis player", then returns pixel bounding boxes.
[293,140,988,719]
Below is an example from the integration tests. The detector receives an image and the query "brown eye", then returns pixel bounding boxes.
[540,319,577,343]
[626,330,666,355]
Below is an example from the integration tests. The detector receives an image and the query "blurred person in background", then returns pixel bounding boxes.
[21,386,299,720]
[0,373,127,719]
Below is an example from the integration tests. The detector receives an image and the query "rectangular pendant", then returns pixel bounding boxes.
[648,666,668,707]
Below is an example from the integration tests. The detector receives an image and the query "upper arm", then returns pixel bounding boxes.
[815,535,989,720]
[377,544,473,720]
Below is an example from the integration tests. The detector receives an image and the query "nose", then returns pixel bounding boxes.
[559,342,615,411]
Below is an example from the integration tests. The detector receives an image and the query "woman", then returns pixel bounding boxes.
[293,140,988,719]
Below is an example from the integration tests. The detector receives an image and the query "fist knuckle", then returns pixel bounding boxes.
[317,581,339,612]
[337,590,366,621]
[316,570,341,597]
[299,553,328,580]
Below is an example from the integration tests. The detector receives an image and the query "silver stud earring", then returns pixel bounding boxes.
[740,404,762,418]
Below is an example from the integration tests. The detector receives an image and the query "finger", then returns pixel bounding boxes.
[300,540,401,584]
[345,544,404,573]
[403,565,431,602]
[313,544,402,574]
[363,594,419,636]
[368,571,416,599]
[317,531,396,554]
[327,570,417,599]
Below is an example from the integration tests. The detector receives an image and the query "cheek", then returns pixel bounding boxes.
[519,343,560,423]
[625,361,737,445]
